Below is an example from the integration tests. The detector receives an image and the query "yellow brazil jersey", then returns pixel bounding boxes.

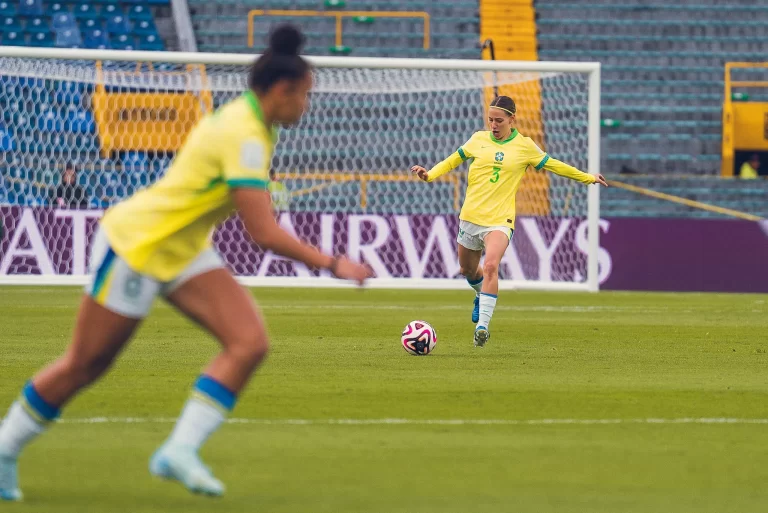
[100,91,277,282]
[426,129,595,228]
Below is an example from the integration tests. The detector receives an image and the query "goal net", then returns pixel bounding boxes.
[0,49,601,291]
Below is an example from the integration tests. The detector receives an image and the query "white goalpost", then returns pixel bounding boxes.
[0,47,601,291]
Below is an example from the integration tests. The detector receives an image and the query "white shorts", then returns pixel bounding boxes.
[84,227,226,319]
[456,220,513,252]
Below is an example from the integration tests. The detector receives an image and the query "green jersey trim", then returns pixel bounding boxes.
[535,154,550,170]
[490,128,518,145]
[243,91,279,144]
[458,147,468,161]
[226,178,269,190]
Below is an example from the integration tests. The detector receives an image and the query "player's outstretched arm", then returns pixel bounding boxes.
[233,188,370,284]
[411,149,466,183]
[543,157,608,187]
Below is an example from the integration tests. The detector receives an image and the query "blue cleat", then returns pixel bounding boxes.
[150,444,225,497]
[471,296,480,323]
[0,454,22,502]
[474,326,490,348]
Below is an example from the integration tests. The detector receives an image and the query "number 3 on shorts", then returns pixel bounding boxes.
[490,166,501,183]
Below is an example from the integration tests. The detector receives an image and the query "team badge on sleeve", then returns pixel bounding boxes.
[240,139,265,170]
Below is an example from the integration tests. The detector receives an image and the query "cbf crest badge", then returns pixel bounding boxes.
[495,152,504,162]
[124,275,142,300]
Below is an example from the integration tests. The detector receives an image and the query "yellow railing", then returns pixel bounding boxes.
[283,172,461,212]
[248,10,430,49]
[722,62,768,176]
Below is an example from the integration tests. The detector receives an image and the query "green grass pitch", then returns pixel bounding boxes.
[1,286,767,512]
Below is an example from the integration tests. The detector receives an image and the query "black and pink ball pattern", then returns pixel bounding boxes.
[401,320,437,356]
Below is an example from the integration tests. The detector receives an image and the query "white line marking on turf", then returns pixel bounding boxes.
[55,417,768,426]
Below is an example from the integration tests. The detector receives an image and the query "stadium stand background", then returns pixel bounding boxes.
[0,0,767,219]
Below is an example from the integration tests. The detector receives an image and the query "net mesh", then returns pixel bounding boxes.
[0,55,593,284]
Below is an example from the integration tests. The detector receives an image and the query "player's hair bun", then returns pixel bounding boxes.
[269,25,305,56]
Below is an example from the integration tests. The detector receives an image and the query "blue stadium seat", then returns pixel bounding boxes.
[0,126,15,151]
[83,27,109,48]
[137,33,163,51]
[1,30,22,45]
[122,151,149,172]
[46,2,65,15]
[79,18,101,32]
[28,31,54,47]
[101,4,122,17]
[11,180,26,195]
[55,27,82,47]
[133,18,158,36]
[128,4,152,20]
[51,12,76,31]
[1,16,22,32]
[17,0,43,16]
[29,32,54,48]
[111,33,135,50]
[39,109,64,132]
[0,1,16,16]
[106,13,131,35]
[65,108,95,133]
[73,2,99,20]
[25,16,49,33]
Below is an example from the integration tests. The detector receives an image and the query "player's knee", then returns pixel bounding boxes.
[483,260,499,278]
[228,327,269,368]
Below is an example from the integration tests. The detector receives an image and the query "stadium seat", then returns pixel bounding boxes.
[65,108,95,133]
[46,2,65,15]
[0,126,15,151]
[55,27,83,48]
[51,12,76,31]
[38,109,65,132]
[1,30,22,45]
[133,18,159,36]
[25,16,49,33]
[122,151,149,172]
[73,3,99,20]
[0,1,15,16]
[101,4,122,17]
[1,16,22,32]
[110,33,135,50]
[106,13,131,35]
[28,31,54,47]
[128,4,153,21]
[83,27,109,48]
[137,33,164,51]
[17,0,43,16]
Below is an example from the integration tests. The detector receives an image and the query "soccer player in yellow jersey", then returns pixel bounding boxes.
[0,26,369,501]
[412,95,607,347]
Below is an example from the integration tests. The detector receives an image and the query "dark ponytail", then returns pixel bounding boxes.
[489,95,516,116]
[248,24,310,93]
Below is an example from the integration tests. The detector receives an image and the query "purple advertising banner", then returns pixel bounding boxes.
[1,207,767,292]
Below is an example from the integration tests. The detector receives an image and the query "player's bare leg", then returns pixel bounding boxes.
[0,297,141,501]
[474,231,510,347]
[150,268,269,497]
[458,243,484,323]
[33,298,140,405]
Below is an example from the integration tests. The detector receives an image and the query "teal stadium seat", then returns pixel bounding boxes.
[0,1,16,16]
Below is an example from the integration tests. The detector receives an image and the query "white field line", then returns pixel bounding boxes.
[4,304,710,314]
[51,417,768,426]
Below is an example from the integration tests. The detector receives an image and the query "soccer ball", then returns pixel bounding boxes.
[401,320,437,356]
